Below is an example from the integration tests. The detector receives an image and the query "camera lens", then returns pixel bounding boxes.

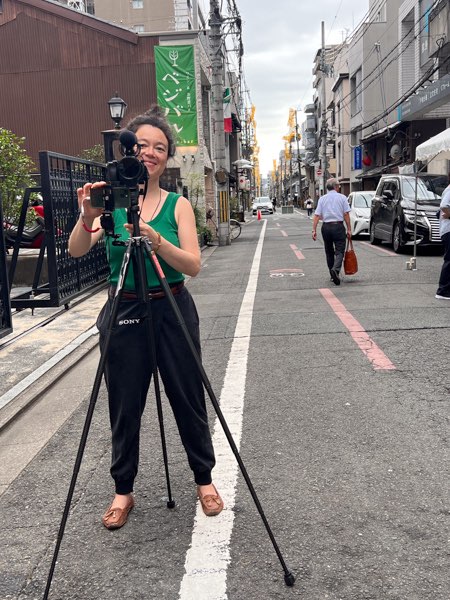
[117,157,145,184]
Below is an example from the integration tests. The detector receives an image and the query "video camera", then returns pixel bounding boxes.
[90,130,147,211]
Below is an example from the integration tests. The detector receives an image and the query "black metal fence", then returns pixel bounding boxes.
[10,152,109,309]
[0,195,13,338]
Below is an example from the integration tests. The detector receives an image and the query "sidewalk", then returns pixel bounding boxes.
[0,285,107,432]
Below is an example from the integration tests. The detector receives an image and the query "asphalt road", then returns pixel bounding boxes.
[1,209,449,600]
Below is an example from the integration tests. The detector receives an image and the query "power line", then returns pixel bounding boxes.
[334,0,441,119]
[340,52,449,136]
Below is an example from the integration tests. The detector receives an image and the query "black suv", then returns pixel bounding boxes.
[369,174,447,253]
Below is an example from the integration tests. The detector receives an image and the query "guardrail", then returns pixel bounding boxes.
[9,152,110,309]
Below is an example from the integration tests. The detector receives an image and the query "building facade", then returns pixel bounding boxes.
[305,0,450,197]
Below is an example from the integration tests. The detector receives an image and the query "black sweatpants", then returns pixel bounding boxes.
[96,286,216,495]
[321,222,347,273]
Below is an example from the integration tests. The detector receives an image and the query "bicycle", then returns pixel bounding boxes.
[205,209,242,244]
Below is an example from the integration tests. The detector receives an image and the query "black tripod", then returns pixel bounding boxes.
[43,191,295,599]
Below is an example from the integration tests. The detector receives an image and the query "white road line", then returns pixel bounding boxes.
[178,220,267,600]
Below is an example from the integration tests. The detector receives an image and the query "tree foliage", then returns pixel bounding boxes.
[185,172,205,231]
[78,144,105,164]
[0,128,36,222]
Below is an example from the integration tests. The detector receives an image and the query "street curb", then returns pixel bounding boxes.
[0,333,99,434]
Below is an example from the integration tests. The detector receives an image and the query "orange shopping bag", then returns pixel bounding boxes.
[344,238,358,275]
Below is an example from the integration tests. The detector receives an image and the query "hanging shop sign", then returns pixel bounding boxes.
[154,45,198,146]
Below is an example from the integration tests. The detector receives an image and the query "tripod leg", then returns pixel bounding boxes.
[151,363,175,509]
[134,249,175,509]
[130,235,174,508]
[142,240,295,586]
[43,242,135,600]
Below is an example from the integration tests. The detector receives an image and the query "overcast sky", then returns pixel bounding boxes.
[199,0,369,175]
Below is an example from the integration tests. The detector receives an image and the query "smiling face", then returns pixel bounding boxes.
[136,124,170,179]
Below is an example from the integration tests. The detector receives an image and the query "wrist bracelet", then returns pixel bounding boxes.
[152,232,161,253]
[81,215,100,233]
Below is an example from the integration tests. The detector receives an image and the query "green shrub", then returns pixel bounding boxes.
[0,128,36,222]
[78,144,105,164]
[198,225,213,245]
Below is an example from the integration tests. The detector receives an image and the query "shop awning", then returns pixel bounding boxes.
[355,159,402,179]
[361,121,402,143]
[415,127,450,161]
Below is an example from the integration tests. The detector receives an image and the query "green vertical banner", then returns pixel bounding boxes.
[154,45,198,146]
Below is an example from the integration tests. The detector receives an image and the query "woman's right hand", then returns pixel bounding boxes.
[77,182,106,221]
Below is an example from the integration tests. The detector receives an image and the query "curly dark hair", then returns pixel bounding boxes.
[125,105,176,158]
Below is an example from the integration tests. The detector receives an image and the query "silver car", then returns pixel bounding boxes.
[252,196,273,215]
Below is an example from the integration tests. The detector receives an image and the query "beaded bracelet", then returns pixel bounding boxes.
[81,215,101,233]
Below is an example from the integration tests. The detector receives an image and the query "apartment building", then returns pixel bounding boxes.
[91,0,206,33]
[305,0,449,197]
[397,0,450,173]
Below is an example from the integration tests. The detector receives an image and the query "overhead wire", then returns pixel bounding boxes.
[332,0,441,122]
[340,52,449,136]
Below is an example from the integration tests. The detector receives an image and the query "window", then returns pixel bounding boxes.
[354,193,374,208]
[133,24,145,33]
[132,0,143,8]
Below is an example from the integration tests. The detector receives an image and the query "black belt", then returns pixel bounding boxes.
[323,221,343,224]
[109,281,184,301]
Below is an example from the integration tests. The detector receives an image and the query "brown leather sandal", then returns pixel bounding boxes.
[102,495,135,530]
[197,484,224,517]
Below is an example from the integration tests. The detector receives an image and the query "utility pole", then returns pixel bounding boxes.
[294,109,303,206]
[320,21,328,195]
[210,0,230,246]
[289,142,293,205]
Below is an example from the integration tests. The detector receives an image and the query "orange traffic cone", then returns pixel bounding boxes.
[257,209,261,221]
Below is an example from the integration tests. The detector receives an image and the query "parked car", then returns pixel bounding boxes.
[347,191,375,236]
[369,174,447,253]
[252,196,273,215]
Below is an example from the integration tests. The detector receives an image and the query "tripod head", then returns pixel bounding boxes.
[126,185,146,238]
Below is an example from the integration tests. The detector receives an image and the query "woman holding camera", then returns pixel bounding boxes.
[68,106,223,529]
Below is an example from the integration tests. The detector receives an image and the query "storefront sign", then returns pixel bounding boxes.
[354,146,362,170]
[398,73,450,121]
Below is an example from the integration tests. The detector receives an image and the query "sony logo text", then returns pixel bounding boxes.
[118,319,142,326]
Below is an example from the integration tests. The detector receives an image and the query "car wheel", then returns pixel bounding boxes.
[392,221,405,253]
[369,222,382,245]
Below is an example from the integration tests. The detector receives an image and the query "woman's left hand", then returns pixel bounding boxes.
[123,222,160,246]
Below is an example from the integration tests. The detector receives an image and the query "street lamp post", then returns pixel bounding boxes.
[102,92,128,162]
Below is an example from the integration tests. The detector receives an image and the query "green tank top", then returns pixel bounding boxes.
[106,192,185,290]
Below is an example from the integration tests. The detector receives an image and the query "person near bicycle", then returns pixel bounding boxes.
[68,105,223,530]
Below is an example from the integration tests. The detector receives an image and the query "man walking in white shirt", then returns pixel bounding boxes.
[312,178,352,286]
